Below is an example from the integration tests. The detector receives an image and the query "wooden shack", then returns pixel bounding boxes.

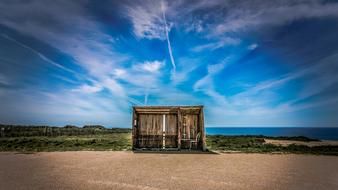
[132,106,206,151]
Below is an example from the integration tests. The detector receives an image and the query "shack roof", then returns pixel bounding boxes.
[133,105,203,114]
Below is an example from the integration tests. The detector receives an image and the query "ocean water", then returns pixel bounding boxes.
[206,127,338,140]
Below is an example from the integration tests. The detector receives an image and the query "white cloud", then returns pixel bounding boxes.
[194,60,228,91]
[2,0,338,127]
[192,37,241,52]
[133,60,164,73]
[191,52,338,125]
[185,19,204,33]
[171,57,201,85]
[0,74,10,85]
[113,69,127,78]
[222,53,338,118]
[212,1,338,35]
[1,34,79,76]
[207,62,226,74]
[248,43,258,50]
[125,1,177,79]
[232,54,337,102]
[0,0,133,105]
[102,78,126,97]
[125,1,166,40]
[72,84,103,94]
[194,64,231,116]
[0,84,130,126]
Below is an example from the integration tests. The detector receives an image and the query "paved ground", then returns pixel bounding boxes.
[0,151,338,190]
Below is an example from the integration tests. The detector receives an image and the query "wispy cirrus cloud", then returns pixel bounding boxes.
[125,1,166,40]
[72,84,103,94]
[192,37,241,52]
[125,0,177,78]
[133,60,165,73]
[1,0,338,127]
[247,43,258,50]
[0,0,138,125]
[210,0,338,35]
[194,61,229,107]
[191,50,338,125]
[224,53,338,118]
[0,0,131,100]
[0,74,10,86]
[1,34,79,76]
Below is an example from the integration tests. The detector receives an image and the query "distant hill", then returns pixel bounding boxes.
[0,124,131,137]
[63,125,79,129]
[83,125,106,130]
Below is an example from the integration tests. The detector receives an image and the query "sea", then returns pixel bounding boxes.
[205,127,338,140]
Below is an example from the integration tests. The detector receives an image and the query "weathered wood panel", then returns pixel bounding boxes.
[137,114,163,148]
[177,108,182,150]
[132,109,137,148]
[132,106,205,151]
[199,108,206,150]
[165,114,178,148]
[181,114,199,149]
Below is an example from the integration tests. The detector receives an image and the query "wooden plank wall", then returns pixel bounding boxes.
[181,114,198,149]
[165,114,178,148]
[177,109,182,150]
[132,106,205,150]
[137,114,163,148]
[199,108,206,150]
[132,109,137,148]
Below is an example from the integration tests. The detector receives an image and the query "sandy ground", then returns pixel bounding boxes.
[0,151,338,190]
[264,139,338,147]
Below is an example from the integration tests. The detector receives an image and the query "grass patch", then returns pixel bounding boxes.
[0,134,131,152]
[0,124,131,137]
[206,135,338,155]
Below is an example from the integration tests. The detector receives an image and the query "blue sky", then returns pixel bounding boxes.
[1,0,338,128]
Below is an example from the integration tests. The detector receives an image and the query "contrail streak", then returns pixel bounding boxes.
[2,34,75,74]
[2,34,143,106]
[161,1,176,73]
[1,33,97,84]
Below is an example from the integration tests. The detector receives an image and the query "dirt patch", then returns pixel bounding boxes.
[0,151,338,190]
[265,139,338,147]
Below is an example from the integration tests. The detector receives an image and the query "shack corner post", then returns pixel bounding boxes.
[131,105,206,151]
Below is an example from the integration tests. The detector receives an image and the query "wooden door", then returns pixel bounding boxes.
[181,114,199,149]
[165,114,178,148]
[137,114,163,148]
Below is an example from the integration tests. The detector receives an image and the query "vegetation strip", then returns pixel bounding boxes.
[1,125,338,155]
